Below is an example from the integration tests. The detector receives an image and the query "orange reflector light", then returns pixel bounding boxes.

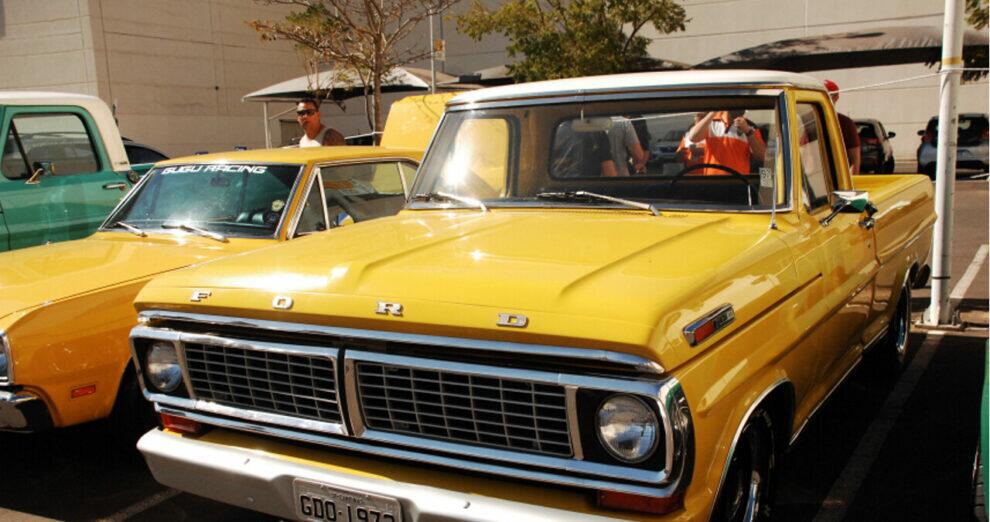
[70,385,96,398]
[597,490,682,515]
[160,412,203,434]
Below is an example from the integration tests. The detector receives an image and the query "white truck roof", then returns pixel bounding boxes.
[449,69,828,106]
[0,91,131,172]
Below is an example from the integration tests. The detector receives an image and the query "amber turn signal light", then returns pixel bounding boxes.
[160,412,203,434]
[597,490,682,515]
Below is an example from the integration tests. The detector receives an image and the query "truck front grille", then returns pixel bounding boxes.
[184,343,341,423]
[355,361,572,457]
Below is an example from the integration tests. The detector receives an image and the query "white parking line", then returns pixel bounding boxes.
[97,488,181,522]
[812,332,943,522]
[950,244,989,301]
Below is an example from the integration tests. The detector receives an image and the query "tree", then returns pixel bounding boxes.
[456,0,687,82]
[251,0,458,143]
[966,0,988,29]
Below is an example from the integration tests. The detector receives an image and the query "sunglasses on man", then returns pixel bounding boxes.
[296,109,316,117]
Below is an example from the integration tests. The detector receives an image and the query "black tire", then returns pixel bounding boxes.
[869,281,911,376]
[108,367,159,449]
[711,409,776,522]
[883,158,895,174]
[976,443,987,522]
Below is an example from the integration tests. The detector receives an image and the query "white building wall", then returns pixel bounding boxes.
[646,0,989,161]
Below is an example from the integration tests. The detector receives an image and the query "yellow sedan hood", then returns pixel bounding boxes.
[138,210,793,366]
[0,232,268,320]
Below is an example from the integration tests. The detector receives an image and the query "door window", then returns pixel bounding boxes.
[320,161,412,226]
[796,104,836,211]
[2,113,101,179]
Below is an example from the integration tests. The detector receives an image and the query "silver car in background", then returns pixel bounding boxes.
[917,113,989,178]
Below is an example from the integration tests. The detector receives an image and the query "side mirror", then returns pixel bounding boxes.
[25,161,55,185]
[820,190,877,227]
[917,130,925,136]
[887,131,896,138]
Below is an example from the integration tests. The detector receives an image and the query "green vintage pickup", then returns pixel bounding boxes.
[0,92,144,251]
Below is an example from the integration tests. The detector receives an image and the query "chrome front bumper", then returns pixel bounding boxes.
[0,390,52,432]
[138,429,623,521]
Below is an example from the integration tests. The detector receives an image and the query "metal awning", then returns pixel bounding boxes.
[694,25,989,71]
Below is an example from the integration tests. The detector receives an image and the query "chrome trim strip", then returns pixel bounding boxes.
[344,350,668,485]
[683,304,735,347]
[137,311,665,375]
[0,332,12,385]
[447,87,787,111]
[789,355,863,446]
[343,357,365,437]
[710,378,790,522]
[564,385,584,461]
[151,408,682,499]
[131,326,347,436]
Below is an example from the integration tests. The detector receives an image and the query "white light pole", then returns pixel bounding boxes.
[923,0,965,326]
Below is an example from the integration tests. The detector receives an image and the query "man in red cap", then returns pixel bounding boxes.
[825,79,861,175]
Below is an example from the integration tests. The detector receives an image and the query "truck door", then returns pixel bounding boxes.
[0,106,126,250]
[793,98,878,397]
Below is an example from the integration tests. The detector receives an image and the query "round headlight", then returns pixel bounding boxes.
[596,394,660,463]
[146,341,182,393]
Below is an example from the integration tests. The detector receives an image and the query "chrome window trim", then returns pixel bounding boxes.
[414,89,794,214]
[447,87,787,111]
[0,331,12,385]
[130,326,347,436]
[156,405,683,499]
[285,166,328,239]
[99,162,306,240]
[345,350,672,484]
[136,311,665,375]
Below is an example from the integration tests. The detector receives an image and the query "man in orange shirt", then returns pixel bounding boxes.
[683,110,765,175]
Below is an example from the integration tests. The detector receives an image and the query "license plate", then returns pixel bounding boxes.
[293,479,402,522]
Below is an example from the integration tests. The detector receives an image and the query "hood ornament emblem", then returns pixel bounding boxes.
[272,296,294,310]
[496,313,528,328]
[376,301,403,317]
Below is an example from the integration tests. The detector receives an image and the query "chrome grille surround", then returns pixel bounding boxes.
[184,342,341,424]
[130,311,694,498]
[354,357,572,457]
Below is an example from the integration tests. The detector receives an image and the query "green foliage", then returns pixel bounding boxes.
[967,0,988,30]
[457,0,687,82]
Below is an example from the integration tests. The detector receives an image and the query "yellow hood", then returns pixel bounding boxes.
[137,210,796,366]
[0,232,269,320]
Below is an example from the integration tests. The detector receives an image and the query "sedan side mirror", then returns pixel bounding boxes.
[917,130,925,136]
[887,131,896,138]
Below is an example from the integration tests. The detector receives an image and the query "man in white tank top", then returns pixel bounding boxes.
[296,98,345,147]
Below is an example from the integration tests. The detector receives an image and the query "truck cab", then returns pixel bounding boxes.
[0,92,138,251]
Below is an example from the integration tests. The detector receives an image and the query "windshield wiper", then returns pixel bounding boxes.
[109,220,146,237]
[410,191,488,213]
[161,222,228,243]
[536,190,661,216]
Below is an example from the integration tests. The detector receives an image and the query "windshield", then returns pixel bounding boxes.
[412,96,785,211]
[104,163,303,238]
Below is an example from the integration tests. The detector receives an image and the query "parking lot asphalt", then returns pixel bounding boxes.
[0,176,985,522]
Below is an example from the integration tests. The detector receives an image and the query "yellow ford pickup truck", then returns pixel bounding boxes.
[0,93,449,437]
[130,71,934,521]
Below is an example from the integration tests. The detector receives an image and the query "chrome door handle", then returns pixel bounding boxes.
[103,182,128,191]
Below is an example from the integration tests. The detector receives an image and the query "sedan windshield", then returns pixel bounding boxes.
[412,96,785,211]
[104,163,303,238]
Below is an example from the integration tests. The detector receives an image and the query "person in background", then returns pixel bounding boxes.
[296,98,346,147]
[824,79,861,175]
[683,109,765,175]
[608,116,648,175]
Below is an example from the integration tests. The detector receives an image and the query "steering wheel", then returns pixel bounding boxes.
[667,163,753,206]
[326,190,363,227]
